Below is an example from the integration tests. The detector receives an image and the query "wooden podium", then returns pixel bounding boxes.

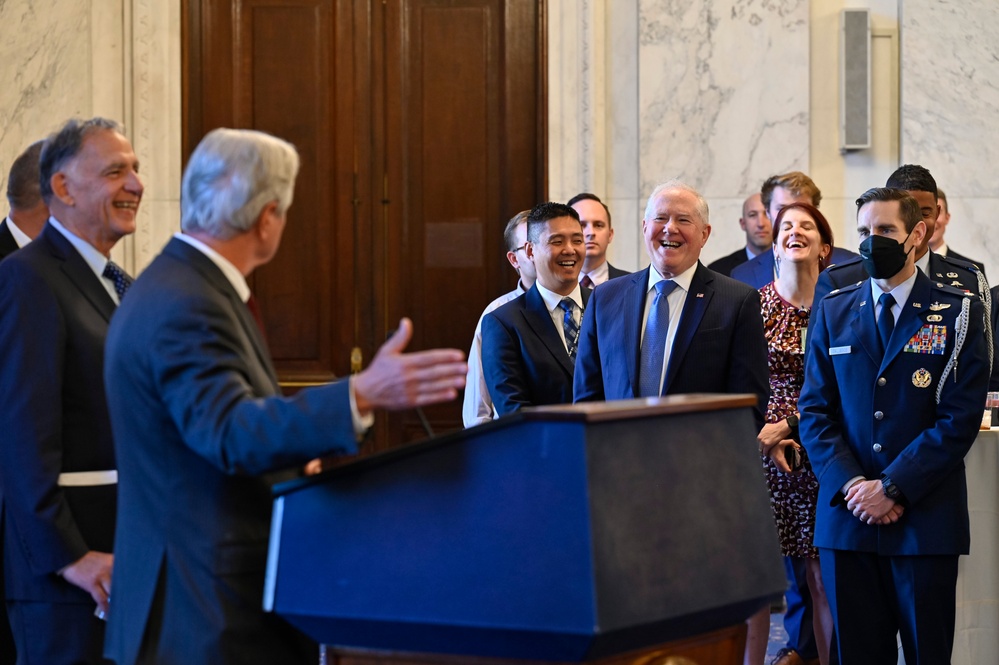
[264,395,785,664]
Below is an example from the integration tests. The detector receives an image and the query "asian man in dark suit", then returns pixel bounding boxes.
[573,179,769,432]
[102,128,467,665]
[799,187,989,664]
[482,202,591,414]
[0,118,141,665]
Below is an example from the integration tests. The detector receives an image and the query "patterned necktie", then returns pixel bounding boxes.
[639,280,678,397]
[580,274,595,289]
[877,292,896,353]
[102,261,132,301]
[559,298,579,360]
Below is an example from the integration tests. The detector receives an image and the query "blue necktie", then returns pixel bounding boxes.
[559,298,579,360]
[103,261,132,301]
[639,280,678,397]
[877,292,896,353]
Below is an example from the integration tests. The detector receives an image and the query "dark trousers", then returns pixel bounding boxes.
[820,548,958,665]
[0,509,14,665]
[782,555,818,659]
[7,601,110,665]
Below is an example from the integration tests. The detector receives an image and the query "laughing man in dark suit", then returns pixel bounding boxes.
[482,202,590,414]
[0,117,142,665]
[573,179,769,431]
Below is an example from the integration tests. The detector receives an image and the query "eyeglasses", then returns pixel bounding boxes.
[513,244,527,253]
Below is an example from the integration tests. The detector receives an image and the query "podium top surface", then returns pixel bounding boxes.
[273,393,756,498]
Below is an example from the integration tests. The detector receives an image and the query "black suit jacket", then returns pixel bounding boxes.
[991,285,999,391]
[944,247,986,276]
[573,262,770,430]
[607,262,630,280]
[481,284,591,415]
[104,238,361,665]
[0,220,17,260]
[0,222,118,604]
[706,247,749,277]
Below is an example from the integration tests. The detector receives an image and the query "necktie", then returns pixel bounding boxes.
[102,261,132,301]
[877,292,896,353]
[639,280,678,397]
[559,298,579,360]
[580,274,595,289]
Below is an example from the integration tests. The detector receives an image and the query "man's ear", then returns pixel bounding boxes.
[49,172,73,207]
[254,201,281,239]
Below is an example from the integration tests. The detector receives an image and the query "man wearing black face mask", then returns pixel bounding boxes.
[814,165,988,307]
[798,187,989,665]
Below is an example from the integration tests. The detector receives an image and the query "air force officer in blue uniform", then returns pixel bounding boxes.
[798,187,989,665]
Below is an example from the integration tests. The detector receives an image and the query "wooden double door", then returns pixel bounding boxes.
[184,0,546,451]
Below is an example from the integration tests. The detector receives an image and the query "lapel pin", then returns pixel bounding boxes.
[912,302,922,308]
[929,302,951,311]
[696,292,704,298]
[927,314,943,322]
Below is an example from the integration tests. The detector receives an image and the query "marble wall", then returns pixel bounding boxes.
[0,0,181,275]
[901,0,999,281]
[549,0,811,272]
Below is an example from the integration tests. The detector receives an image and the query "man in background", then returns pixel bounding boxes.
[462,210,536,427]
[568,192,629,287]
[928,188,985,273]
[707,192,769,276]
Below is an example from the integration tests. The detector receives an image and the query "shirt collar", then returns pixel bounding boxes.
[535,280,584,313]
[870,267,918,310]
[5,216,32,248]
[48,216,110,276]
[174,233,251,302]
[581,260,609,284]
[915,249,931,277]
[647,261,698,294]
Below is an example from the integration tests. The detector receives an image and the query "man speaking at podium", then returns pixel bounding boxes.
[103,128,467,665]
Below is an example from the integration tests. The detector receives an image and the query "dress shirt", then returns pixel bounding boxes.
[915,250,931,278]
[535,281,584,352]
[579,260,609,287]
[5,216,32,248]
[462,281,528,428]
[174,233,372,435]
[49,216,121,305]
[937,242,950,258]
[640,263,697,396]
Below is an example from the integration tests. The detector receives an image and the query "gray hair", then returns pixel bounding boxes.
[39,117,123,203]
[643,179,710,226]
[181,128,300,240]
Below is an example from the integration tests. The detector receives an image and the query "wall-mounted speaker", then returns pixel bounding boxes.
[841,8,871,150]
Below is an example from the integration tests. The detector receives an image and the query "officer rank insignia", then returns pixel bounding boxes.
[912,368,932,388]
[904,324,947,355]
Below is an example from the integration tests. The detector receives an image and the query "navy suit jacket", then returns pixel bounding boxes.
[0,223,118,603]
[799,272,988,555]
[945,247,985,276]
[607,262,630,280]
[104,238,360,665]
[0,221,17,260]
[573,262,769,430]
[481,285,591,415]
[706,247,749,277]
[731,246,860,290]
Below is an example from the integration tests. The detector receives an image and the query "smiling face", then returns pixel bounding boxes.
[54,128,143,253]
[774,207,830,267]
[571,198,614,269]
[526,215,585,295]
[907,189,939,256]
[643,187,711,278]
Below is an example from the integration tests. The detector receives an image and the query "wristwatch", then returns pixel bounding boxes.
[881,476,905,504]
[785,414,800,443]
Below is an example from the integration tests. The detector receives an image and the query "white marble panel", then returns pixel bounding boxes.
[700,196,751,267]
[605,195,644,272]
[941,198,999,283]
[637,0,810,199]
[0,0,95,191]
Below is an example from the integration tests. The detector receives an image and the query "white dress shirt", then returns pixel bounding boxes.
[5,216,32,248]
[579,260,610,287]
[49,216,122,305]
[534,281,584,352]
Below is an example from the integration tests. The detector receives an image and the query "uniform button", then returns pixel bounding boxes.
[874,411,884,420]
[877,377,886,386]
[873,443,883,452]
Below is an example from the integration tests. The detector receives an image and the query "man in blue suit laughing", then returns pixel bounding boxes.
[572,179,769,431]
[798,187,989,664]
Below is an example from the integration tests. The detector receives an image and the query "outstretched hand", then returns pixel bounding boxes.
[353,318,467,414]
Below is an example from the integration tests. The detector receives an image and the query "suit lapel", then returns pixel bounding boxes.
[522,286,575,375]
[663,263,713,394]
[43,224,116,321]
[165,239,280,392]
[625,269,651,395]
[849,282,882,365]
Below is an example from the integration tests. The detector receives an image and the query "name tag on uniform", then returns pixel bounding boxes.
[830,345,852,355]
[904,324,947,355]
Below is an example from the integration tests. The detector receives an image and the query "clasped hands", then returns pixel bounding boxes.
[845,479,904,525]
[757,420,799,473]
